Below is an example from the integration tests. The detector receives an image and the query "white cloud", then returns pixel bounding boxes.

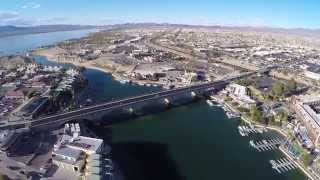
[0,11,70,26]
[21,2,41,9]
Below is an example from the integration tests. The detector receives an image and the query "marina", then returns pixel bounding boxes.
[270,158,298,174]
[249,138,284,152]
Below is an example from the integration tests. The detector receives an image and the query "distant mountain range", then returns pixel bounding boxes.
[0,23,319,39]
[110,23,320,39]
[0,25,98,37]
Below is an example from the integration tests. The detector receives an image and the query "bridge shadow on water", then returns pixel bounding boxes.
[94,98,201,127]
[84,99,205,180]
[86,123,185,180]
[111,141,185,180]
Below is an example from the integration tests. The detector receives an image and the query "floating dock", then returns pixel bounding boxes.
[238,125,266,136]
[269,158,298,174]
[249,138,283,152]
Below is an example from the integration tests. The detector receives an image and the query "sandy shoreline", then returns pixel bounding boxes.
[32,47,166,87]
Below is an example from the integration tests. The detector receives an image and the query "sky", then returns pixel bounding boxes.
[0,0,320,28]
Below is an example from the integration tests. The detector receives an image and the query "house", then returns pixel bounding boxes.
[5,89,24,99]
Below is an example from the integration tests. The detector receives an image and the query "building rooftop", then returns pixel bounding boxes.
[68,136,103,154]
[306,63,320,74]
[53,146,83,165]
[58,134,103,155]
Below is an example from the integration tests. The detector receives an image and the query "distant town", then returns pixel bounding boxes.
[1,24,320,179]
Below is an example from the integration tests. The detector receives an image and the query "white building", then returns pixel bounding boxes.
[225,83,256,108]
[52,146,86,173]
[53,123,104,175]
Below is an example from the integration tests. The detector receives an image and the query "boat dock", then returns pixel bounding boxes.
[238,125,266,136]
[249,138,283,151]
[208,96,241,119]
[270,158,298,174]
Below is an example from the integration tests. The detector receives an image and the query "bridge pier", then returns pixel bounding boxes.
[128,107,134,114]
[163,98,172,108]
[191,91,197,98]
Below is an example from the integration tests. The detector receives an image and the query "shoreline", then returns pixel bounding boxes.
[222,100,315,180]
[32,47,168,87]
[279,146,316,180]
[0,28,98,39]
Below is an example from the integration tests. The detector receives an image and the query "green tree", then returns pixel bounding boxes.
[271,81,285,99]
[302,152,313,166]
[266,115,276,125]
[286,78,297,93]
[280,111,289,122]
[250,105,263,122]
[237,78,250,86]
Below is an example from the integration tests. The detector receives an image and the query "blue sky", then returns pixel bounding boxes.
[0,0,319,28]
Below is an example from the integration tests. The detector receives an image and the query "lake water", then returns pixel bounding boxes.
[0,29,97,56]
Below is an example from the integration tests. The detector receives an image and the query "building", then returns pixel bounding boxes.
[225,83,256,108]
[51,123,108,180]
[53,123,104,173]
[303,63,320,80]
[52,146,86,173]
[0,130,21,152]
[5,89,24,99]
[294,95,320,146]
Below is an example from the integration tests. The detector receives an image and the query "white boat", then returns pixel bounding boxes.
[119,79,127,84]
[249,140,256,147]
[206,100,214,106]
[239,131,246,136]
[238,126,244,131]
[226,112,233,118]
[256,128,263,134]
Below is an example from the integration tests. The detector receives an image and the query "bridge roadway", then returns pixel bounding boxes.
[0,80,230,131]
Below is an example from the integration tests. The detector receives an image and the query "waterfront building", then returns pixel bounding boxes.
[52,146,86,173]
[53,123,105,177]
[225,83,256,108]
[55,134,104,156]
[66,135,104,155]
[294,95,320,145]
[55,123,104,155]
